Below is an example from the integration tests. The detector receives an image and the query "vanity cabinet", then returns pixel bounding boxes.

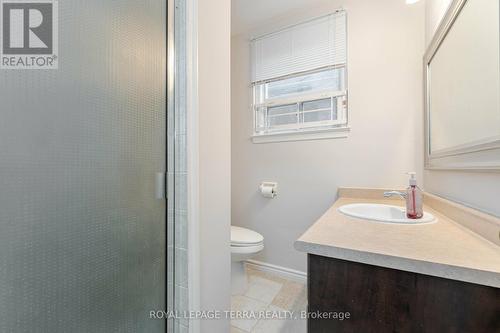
[307,254,500,333]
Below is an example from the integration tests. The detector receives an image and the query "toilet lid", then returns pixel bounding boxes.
[231,226,264,246]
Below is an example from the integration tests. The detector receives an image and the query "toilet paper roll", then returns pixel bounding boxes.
[260,184,276,198]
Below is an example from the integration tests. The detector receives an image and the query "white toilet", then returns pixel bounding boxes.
[231,226,264,295]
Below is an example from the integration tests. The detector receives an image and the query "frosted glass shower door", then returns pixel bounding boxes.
[0,0,166,332]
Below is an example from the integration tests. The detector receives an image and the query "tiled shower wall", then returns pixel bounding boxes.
[167,0,188,332]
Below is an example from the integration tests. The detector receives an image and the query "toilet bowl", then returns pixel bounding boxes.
[231,226,264,295]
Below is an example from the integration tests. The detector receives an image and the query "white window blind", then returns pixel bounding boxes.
[251,11,348,142]
[251,11,347,83]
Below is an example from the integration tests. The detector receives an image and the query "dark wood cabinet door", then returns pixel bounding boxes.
[308,254,500,333]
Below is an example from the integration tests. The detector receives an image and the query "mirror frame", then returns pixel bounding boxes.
[424,0,500,171]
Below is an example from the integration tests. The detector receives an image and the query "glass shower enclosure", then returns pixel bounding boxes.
[0,0,184,331]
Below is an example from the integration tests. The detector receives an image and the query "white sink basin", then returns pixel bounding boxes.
[338,203,435,224]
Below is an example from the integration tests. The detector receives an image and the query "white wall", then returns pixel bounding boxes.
[231,0,425,272]
[424,0,500,217]
[194,0,231,331]
[425,0,453,43]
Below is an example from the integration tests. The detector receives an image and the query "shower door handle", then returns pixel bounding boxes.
[156,172,166,199]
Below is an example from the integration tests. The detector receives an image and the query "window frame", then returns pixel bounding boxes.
[252,65,349,143]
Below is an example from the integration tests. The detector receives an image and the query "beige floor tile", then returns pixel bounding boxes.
[230,326,248,333]
[244,275,283,304]
[251,305,287,333]
[280,313,307,333]
[232,268,307,332]
[271,280,306,311]
[246,267,287,284]
[231,295,268,332]
[252,305,306,333]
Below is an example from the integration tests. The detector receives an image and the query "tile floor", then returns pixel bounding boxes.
[231,267,307,333]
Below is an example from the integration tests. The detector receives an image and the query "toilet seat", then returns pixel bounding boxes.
[230,226,265,294]
[231,226,264,247]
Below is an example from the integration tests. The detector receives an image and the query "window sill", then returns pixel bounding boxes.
[251,126,350,144]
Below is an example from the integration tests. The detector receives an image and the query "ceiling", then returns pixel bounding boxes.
[231,0,330,35]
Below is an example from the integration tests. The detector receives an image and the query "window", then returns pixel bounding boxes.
[253,67,347,133]
[251,11,348,142]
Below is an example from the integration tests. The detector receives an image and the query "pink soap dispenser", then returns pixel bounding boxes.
[406,172,423,219]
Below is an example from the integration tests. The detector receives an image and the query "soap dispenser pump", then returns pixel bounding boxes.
[406,172,423,219]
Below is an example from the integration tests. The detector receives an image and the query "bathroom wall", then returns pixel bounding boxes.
[196,0,232,331]
[231,0,426,272]
[425,0,453,43]
[423,0,500,217]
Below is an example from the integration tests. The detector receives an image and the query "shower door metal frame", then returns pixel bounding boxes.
[166,0,175,330]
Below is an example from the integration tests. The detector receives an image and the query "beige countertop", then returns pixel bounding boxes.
[294,190,500,288]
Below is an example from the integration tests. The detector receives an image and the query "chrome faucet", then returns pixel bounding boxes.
[383,190,407,199]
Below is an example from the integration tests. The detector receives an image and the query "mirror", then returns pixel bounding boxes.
[425,0,500,170]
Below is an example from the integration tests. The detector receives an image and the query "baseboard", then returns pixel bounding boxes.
[244,259,307,283]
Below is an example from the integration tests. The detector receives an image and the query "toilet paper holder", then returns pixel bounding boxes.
[259,182,278,198]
